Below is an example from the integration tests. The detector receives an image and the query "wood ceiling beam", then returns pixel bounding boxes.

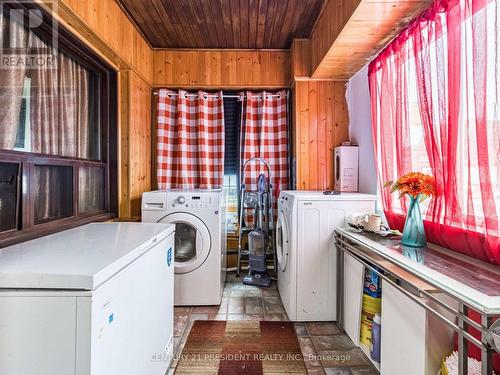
[309,0,433,80]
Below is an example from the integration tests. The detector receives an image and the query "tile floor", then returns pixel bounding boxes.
[170,272,378,374]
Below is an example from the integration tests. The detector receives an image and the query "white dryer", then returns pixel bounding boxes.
[276,191,376,321]
[142,189,226,306]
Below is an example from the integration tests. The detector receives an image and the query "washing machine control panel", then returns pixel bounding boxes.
[170,194,216,209]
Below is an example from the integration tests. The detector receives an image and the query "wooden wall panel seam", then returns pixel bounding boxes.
[118,71,131,219]
[128,71,152,218]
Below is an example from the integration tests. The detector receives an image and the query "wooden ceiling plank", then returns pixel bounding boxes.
[190,0,216,48]
[118,0,326,49]
[248,0,259,48]
[263,0,278,48]
[230,0,242,48]
[219,0,234,47]
[256,0,268,49]
[277,0,298,48]
[179,0,204,48]
[270,0,289,48]
[124,0,167,47]
[302,0,326,38]
[160,0,191,47]
[297,0,325,39]
[209,0,227,47]
[200,0,221,48]
[147,0,178,47]
[240,0,250,49]
[168,0,196,48]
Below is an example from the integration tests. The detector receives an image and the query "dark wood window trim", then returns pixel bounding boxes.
[0,2,118,248]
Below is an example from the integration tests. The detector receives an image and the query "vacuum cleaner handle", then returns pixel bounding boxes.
[241,157,272,188]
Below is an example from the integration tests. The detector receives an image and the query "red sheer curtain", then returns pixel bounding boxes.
[369,0,500,266]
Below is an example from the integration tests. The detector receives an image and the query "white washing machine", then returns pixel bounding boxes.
[142,189,226,306]
[276,191,376,321]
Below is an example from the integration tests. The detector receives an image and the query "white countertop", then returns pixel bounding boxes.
[336,227,500,315]
[0,223,175,291]
[281,190,377,201]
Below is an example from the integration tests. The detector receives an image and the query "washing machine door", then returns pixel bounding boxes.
[158,212,211,274]
[276,210,289,272]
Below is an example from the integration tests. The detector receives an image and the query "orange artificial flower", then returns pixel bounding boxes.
[384,172,436,201]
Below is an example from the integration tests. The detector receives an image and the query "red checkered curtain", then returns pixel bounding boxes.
[156,89,225,189]
[240,89,289,199]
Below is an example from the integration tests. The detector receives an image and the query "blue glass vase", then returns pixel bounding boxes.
[401,195,427,247]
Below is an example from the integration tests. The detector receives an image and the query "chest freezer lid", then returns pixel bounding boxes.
[0,223,175,291]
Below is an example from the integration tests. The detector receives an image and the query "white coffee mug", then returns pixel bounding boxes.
[365,214,382,232]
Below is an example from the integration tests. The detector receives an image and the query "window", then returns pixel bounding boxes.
[222,93,241,235]
[0,3,117,246]
[0,162,20,233]
[369,0,500,263]
[224,174,239,234]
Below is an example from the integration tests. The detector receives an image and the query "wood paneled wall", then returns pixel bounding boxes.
[50,0,153,84]
[290,39,311,79]
[119,71,152,219]
[153,50,290,88]
[44,0,154,220]
[290,38,349,190]
[128,73,152,218]
[292,81,349,190]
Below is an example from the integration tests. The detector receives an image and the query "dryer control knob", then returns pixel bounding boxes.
[177,196,186,204]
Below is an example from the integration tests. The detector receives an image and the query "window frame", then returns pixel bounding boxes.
[0,2,118,247]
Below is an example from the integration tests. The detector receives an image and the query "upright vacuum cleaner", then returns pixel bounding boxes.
[238,158,275,287]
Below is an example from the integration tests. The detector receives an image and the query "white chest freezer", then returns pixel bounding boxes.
[0,222,175,375]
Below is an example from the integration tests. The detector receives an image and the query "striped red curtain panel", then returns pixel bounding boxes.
[156,89,225,189]
[239,90,289,227]
[239,90,289,198]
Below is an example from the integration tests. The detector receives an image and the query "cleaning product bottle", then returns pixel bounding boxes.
[371,313,381,363]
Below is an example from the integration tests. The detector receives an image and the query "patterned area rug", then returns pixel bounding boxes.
[175,320,307,374]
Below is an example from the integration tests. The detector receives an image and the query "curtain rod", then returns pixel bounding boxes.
[152,91,288,99]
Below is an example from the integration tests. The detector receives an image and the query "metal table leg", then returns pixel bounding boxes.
[458,304,469,375]
[481,315,493,375]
